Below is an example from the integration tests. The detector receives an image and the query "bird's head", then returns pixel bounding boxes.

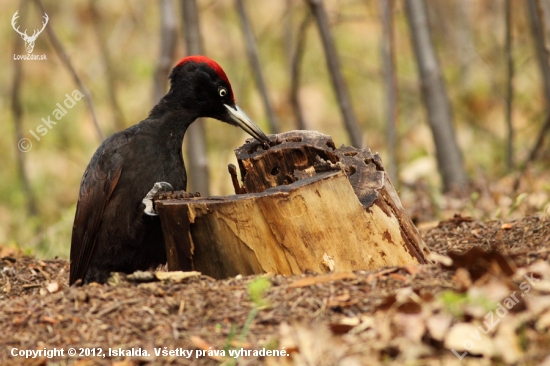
[169,56,270,146]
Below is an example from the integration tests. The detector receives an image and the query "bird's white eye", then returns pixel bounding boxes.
[219,87,227,97]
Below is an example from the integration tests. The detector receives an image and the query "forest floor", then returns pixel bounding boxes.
[0,215,549,365]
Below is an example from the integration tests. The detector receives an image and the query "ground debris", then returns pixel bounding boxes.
[0,215,548,365]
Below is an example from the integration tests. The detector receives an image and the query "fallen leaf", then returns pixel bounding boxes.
[289,272,357,288]
[444,323,494,356]
[46,282,60,293]
[453,267,472,290]
[493,314,523,364]
[447,247,516,281]
[426,313,453,341]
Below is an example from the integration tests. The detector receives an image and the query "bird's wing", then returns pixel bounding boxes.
[69,157,122,285]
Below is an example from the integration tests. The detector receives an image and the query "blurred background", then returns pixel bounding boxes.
[1,0,549,259]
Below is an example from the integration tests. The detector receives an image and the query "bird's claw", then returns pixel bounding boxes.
[142,182,174,216]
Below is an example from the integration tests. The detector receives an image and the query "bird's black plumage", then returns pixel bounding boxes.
[70,56,269,285]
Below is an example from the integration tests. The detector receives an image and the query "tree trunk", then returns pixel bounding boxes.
[527,0,550,104]
[235,0,280,134]
[156,130,429,279]
[404,0,467,192]
[379,0,399,185]
[306,0,363,148]
[153,0,178,103]
[181,0,210,195]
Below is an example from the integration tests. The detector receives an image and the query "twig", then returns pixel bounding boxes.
[306,0,363,148]
[235,0,280,134]
[289,13,311,130]
[11,2,38,217]
[34,0,104,142]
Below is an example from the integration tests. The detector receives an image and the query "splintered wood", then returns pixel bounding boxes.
[156,130,430,279]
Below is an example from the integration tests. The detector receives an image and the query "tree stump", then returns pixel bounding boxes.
[156,130,430,279]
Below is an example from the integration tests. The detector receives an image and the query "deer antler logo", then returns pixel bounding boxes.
[12,10,49,54]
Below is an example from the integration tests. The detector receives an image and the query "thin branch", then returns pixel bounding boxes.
[34,0,104,142]
[379,0,399,185]
[505,0,514,170]
[154,0,178,103]
[181,0,210,196]
[11,3,38,217]
[235,0,280,134]
[306,0,363,148]
[289,13,311,130]
[89,0,126,130]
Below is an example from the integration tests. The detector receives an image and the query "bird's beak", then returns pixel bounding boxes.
[224,104,270,146]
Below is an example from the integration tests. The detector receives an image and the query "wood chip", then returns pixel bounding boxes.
[190,336,225,361]
[404,263,420,275]
[155,271,201,283]
[289,272,357,288]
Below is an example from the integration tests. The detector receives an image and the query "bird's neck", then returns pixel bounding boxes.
[147,94,198,148]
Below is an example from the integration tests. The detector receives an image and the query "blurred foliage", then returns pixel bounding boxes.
[0,0,549,258]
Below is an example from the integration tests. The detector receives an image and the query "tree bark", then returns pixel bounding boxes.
[306,0,363,148]
[181,0,210,196]
[404,0,467,192]
[156,131,429,279]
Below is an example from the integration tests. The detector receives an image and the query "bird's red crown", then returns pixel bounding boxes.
[176,56,233,98]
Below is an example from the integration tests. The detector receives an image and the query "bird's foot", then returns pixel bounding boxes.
[142,182,174,216]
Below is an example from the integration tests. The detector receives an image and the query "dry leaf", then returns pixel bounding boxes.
[452,267,472,291]
[46,282,59,293]
[444,323,494,356]
[426,313,453,341]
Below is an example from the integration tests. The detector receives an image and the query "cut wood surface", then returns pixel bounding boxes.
[156,130,430,279]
